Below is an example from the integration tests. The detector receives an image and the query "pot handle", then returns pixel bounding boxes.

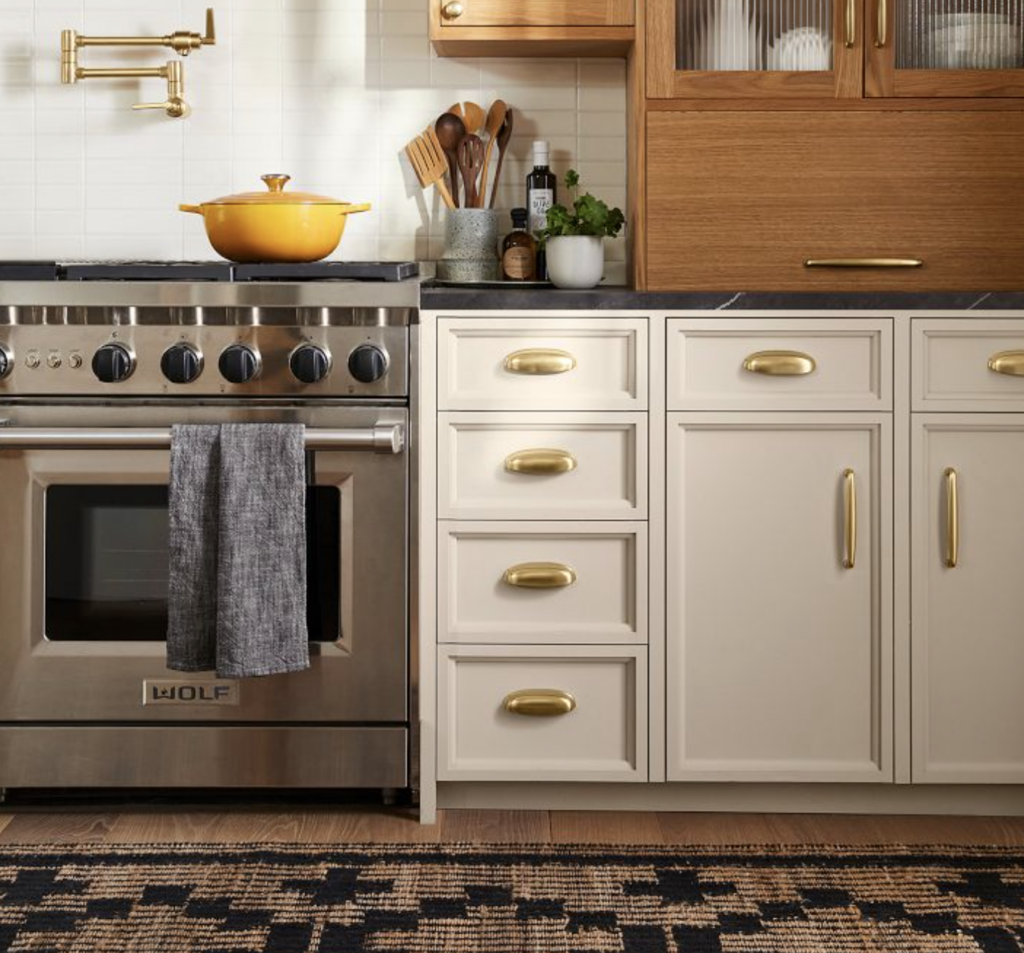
[340,203,371,215]
[179,204,203,215]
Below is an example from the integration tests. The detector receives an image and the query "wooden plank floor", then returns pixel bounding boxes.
[3,809,1024,846]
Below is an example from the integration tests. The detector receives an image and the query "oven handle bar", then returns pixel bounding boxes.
[0,424,405,454]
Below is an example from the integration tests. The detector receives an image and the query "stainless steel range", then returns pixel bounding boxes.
[0,261,419,798]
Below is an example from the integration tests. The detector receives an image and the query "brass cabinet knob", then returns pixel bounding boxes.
[441,1,464,19]
[504,448,577,475]
[742,350,817,376]
[503,348,577,375]
[503,562,577,589]
[503,689,577,717]
[988,351,1024,376]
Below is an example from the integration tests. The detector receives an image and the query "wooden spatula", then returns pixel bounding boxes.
[479,99,507,209]
[405,127,455,210]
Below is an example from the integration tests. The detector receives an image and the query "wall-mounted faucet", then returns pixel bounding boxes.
[61,9,216,119]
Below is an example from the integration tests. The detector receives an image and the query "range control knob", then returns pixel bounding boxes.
[92,343,135,384]
[219,344,261,384]
[0,345,11,380]
[161,343,203,385]
[290,345,331,384]
[347,345,389,384]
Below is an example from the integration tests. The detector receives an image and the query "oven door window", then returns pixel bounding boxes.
[45,485,341,643]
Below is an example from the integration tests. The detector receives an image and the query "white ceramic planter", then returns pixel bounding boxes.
[546,235,605,290]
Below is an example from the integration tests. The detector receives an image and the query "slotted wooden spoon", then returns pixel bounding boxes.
[405,127,455,210]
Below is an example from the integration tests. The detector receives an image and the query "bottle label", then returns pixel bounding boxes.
[528,189,554,233]
[503,246,535,281]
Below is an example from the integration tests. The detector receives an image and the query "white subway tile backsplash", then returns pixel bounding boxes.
[2,0,627,281]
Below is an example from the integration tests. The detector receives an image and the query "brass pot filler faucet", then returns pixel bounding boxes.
[61,9,216,119]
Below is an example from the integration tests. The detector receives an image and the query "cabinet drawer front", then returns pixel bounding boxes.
[668,319,892,411]
[439,412,647,520]
[439,522,647,644]
[439,318,647,410]
[436,0,634,27]
[913,319,1024,411]
[648,111,1024,292]
[438,645,647,781]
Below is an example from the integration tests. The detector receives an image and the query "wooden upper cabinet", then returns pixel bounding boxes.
[648,0,1024,97]
[431,0,635,56]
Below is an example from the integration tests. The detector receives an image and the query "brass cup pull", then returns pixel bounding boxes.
[875,0,888,46]
[845,0,856,47]
[503,348,577,376]
[503,562,577,589]
[743,350,817,376]
[504,448,577,475]
[805,258,924,268]
[987,351,1024,376]
[441,0,464,19]
[842,468,857,570]
[503,689,577,717]
[945,468,959,569]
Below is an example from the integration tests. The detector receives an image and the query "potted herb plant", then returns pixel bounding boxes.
[537,170,625,290]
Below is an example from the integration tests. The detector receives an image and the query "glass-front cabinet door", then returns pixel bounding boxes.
[648,0,866,97]
[866,0,1024,95]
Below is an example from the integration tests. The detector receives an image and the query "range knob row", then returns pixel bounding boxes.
[88,343,389,385]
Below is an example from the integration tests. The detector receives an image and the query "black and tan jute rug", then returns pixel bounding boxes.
[1,842,1024,951]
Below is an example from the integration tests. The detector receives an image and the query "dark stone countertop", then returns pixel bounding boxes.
[420,284,1024,311]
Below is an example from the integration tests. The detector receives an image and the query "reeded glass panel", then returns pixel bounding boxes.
[897,0,1024,68]
[676,0,834,70]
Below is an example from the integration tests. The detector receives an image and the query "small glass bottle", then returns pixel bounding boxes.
[501,207,536,282]
[527,141,556,280]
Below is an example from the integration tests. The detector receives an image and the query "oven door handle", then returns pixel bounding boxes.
[0,424,405,454]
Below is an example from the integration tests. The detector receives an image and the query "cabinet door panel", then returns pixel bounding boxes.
[667,413,893,781]
[913,417,1024,783]
[647,111,1024,292]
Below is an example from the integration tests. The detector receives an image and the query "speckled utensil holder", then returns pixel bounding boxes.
[438,208,500,283]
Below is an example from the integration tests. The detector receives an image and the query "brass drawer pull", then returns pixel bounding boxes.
[805,258,923,268]
[743,350,817,376]
[503,562,577,589]
[503,688,577,717]
[945,467,959,569]
[845,0,856,47]
[875,0,888,46]
[988,351,1024,376]
[504,448,577,475]
[503,348,577,376]
[842,468,857,570]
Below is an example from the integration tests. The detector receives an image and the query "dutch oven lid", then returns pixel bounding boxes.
[203,174,352,206]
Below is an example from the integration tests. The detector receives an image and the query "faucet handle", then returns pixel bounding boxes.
[203,8,216,46]
[132,98,191,119]
[168,8,216,55]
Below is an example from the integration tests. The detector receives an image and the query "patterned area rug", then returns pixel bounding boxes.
[1,843,1024,952]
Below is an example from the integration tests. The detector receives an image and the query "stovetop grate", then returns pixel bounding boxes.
[0,261,419,283]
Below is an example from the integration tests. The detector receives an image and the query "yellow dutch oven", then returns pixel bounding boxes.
[180,174,371,263]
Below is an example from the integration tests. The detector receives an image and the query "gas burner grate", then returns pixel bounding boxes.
[0,261,60,281]
[60,261,234,282]
[232,261,419,283]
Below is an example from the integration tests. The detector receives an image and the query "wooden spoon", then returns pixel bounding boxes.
[479,99,507,209]
[488,107,514,209]
[434,112,466,208]
[449,101,486,136]
[456,134,485,210]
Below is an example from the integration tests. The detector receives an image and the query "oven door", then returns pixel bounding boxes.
[0,404,407,724]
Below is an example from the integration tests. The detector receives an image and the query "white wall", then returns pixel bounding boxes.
[0,0,628,281]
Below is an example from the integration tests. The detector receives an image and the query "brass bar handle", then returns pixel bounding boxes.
[503,348,577,376]
[805,258,924,268]
[503,689,577,717]
[842,468,857,570]
[945,468,959,569]
[504,448,577,475]
[845,0,856,47]
[742,350,817,376]
[875,0,888,47]
[503,562,577,589]
[988,351,1024,376]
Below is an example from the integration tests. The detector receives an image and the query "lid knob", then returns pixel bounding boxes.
[261,174,291,193]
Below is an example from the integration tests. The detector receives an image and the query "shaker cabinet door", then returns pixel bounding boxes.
[666,413,893,782]
[913,417,1024,783]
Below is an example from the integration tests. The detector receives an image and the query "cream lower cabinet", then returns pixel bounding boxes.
[666,414,893,782]
[913,417,1024,784]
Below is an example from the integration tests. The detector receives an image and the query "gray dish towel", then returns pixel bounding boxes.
[167,423,310,678]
